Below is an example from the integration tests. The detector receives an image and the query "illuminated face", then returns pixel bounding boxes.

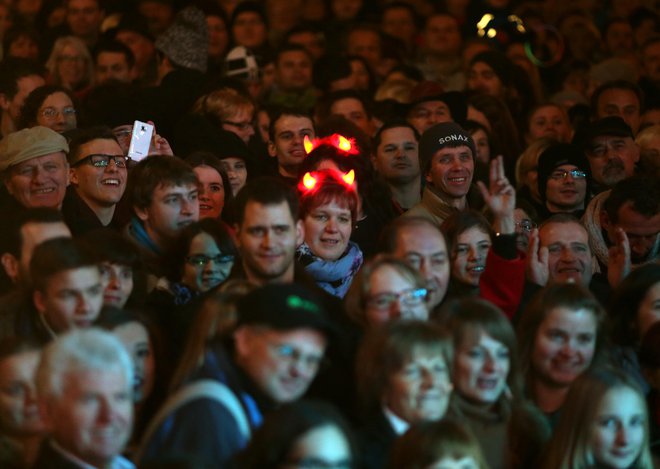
[392,223,449,309]
[33,266,104,334]
[455,331,510,405]
[37,92,77,133]
[587,135,639,188]
[303,200,352,261]
[527,105,571,143]
[364,265,428,328]
[544,164,587,213]
[384,347,452,423]
[194,165,224,220]
[134,183,199,250]
[45,369,132,468]
[408,101,452,135]
[425,145,474,200]
[99,263,133,309]
[70,139,126,209]
[374,126,420,184]
[532,306,597,387]
[112,321,155,403]
[0,350,45,436]
[268,115,315,177]
[220,157,247,196]
[539,222,593,286]
[234,326,326,403]
[275,50,313,92]
[451,227,491,287]
[590,386,646,469]
[5,152,69,210]
[236,201,303,284]
[182,232,232,293]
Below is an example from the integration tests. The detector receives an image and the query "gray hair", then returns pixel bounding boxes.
[36,328,133,400]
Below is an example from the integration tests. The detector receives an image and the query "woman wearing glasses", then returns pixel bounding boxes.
[18,85,77,134]
[192,87,255,144]
[355,321,454,469]
[45,36,94,95]
[536,143,591,222]
[145,218,237,356]
[296,168,363,299]
[344,256,429,329]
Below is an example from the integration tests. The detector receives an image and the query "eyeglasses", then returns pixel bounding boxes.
[222,120,253,131]
[40,107,76,120]
[367,288,427,310]
[73,154,129,168]
[549,169,587,180]
[515,219,537,233]
[57,55,84,63]
[268,342,324,370]
[185,254,234,266]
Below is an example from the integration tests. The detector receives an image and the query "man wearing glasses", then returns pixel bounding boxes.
[536,143,591,221]
[63,126,129,235]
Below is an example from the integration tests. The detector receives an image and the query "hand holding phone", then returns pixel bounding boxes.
[128,120,154,161]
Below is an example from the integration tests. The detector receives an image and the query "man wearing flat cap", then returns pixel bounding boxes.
[0,126,70,213]
[139,283,332,467]
[405,121,476,227]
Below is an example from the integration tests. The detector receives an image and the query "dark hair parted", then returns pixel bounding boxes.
[128,156,199,211]
[17,85,77,130]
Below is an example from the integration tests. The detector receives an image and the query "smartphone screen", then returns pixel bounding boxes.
[128,120,154,161]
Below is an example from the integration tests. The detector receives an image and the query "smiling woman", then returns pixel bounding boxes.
[18,85,78,134]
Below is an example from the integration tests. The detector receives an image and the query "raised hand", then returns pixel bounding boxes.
[526,228,549,286]
[477,155,515,234]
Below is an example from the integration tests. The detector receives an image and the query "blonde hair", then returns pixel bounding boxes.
[45,36,94,90]
[192,87,255,125]
[541,367,653,469]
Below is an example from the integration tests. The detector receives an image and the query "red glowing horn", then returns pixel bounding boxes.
[302,172,317,190]
[337,135,352,152]
[303,135,314,154]
[342,170,355,187]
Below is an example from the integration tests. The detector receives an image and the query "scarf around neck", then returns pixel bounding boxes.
[296,241,363,298]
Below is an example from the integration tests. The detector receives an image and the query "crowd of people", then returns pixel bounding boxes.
[0,0,659,467]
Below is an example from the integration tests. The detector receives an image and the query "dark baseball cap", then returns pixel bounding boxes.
[236,284,335,338]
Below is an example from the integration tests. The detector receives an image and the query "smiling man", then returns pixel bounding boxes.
[267,109,315,183]
[63,126,129,235]
[34,329,134,469]
[0,126,70,213]
[406,122,476,227]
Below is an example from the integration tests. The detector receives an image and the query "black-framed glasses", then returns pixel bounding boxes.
[222,120,253,131]
[186,254,234,267]
[40,107,76,120]
[515,219,537,233]
[366,288,427,310]
[549,169,587,180]
[73,154,129,168]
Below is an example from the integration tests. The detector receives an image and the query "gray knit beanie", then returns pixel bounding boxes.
[155,6,208,73]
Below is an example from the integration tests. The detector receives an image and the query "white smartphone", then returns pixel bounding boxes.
[128,120,154,161]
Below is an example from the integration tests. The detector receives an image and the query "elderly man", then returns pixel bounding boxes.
[34,328,134,469]
[0,126,69,212]
[139,283,333,467]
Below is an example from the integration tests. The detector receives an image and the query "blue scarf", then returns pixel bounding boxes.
[296,241,363,298]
